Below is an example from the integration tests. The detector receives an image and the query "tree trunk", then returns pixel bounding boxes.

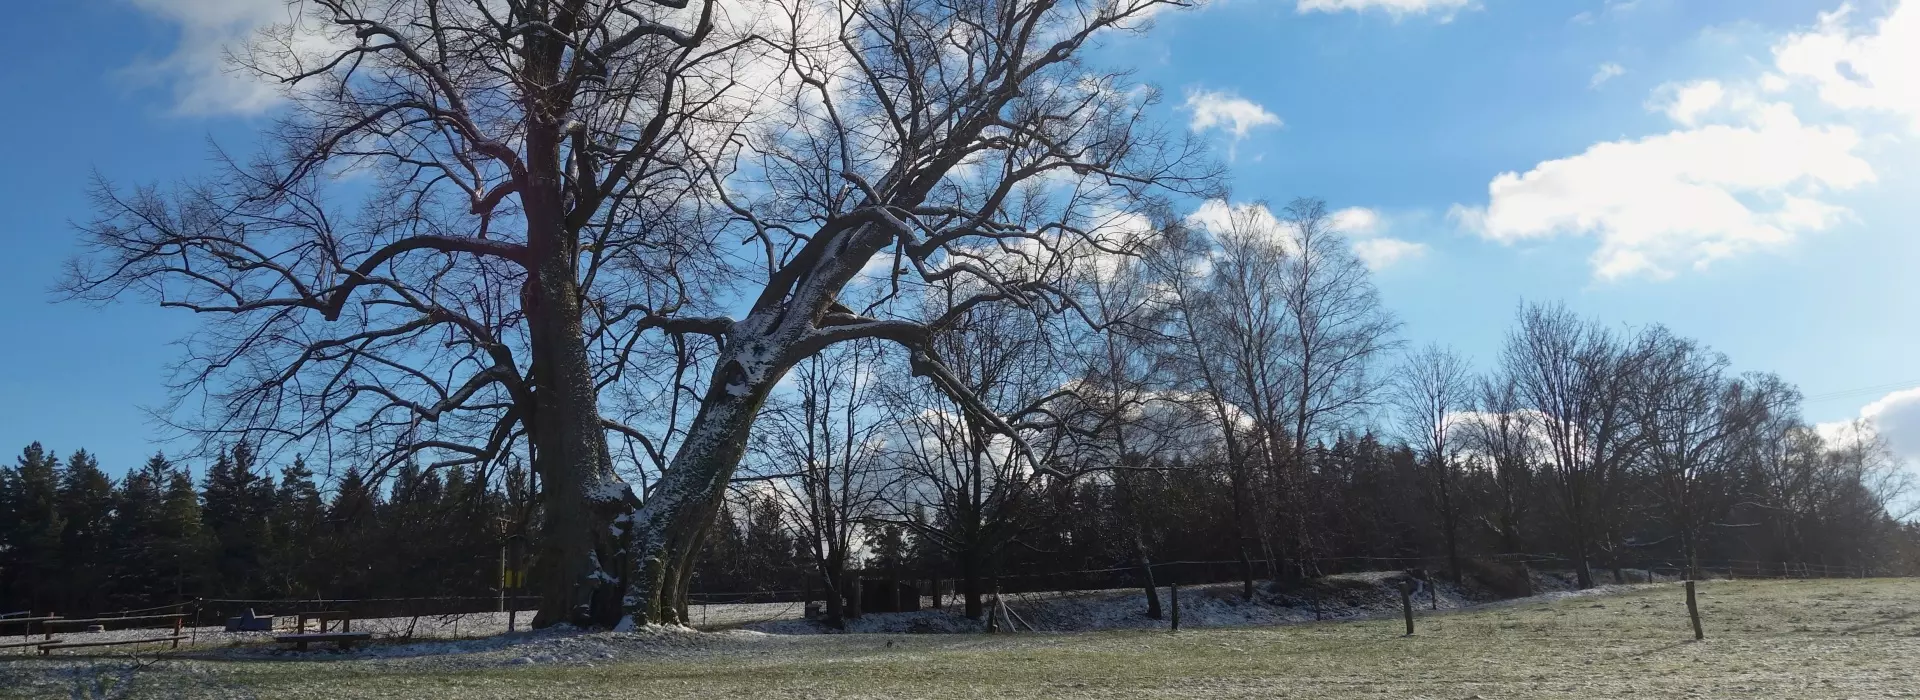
[625,368,781,624]
[522,123,631,629]
[961,556,983,620]
[1571,523,1594,589]
[1138,550,1163,621]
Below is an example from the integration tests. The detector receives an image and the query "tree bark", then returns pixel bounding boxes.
[961,554,983,620]
[625,369,781,624]
[522,117,632,628]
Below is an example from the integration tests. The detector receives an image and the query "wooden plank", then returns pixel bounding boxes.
[0,639,60,649]
[276,631,371,652]
[38,636,188,654]
[49,613,184,626]
[0,617,62,625]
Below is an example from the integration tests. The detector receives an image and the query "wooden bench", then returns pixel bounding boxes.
[38,636,188,655]
[274,631,372,651]
[296,611,353,633]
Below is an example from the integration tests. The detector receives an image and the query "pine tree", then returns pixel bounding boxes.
[108,453,173,609]
[0,444,64,613]
[323,467,379,597]
[159,464,210,602]
[269,455,325,597]
[57,449,116,614]
[201,443,275,598]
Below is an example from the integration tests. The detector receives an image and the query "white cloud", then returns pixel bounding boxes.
[1186,200,1283,240]
[1331,207,1383,235]
[1297,0,1476,19]
[1591,62,1626,89]
[1184,89,1282,144]
[1458,100,1871,279]
[1650,80,1728,126]
[1452,1,1920,280]
[1773,1,1920,130]
[126,0,307,115]
[1821,387,1920,465]
[1352,237,1429,270]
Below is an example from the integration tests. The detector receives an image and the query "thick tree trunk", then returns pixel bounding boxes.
[961,555,983,620]
[522,124,632,629]
[625,351,784,624]
[1571,522,1594,589]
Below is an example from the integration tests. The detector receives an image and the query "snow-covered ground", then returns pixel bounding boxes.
[3,568,1674,659]
[729,568,1675,635]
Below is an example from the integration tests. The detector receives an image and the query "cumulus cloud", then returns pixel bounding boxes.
[1297,0,1476,19]
[1184,89,1282,144]
[1332,206,1427,270]
[1352,238,1429,270]
[1822,387,1920,466]
[1331,207,1383,235]
[1186,199,1284,242]
[1591,62,1626,88]
[1454,1,1920,281]
[1190,200,1425,271]
[1456,101,1870,279]
[1650,80,1729,126]
[1773,1,1920,130]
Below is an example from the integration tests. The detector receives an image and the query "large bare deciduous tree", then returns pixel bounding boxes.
[66,0,750,626]
[1502,303,1641,589]
[619,0,1219,623]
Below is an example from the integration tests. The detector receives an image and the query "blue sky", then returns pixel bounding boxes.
[2,0,1917,475]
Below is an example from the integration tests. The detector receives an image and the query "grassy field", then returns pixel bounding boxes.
[6,578,1919,699]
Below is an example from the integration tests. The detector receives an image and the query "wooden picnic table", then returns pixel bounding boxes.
[297,610,353,633]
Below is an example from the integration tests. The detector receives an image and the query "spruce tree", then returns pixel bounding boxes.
[108,453,173,608]
[201,443,275,598]
[268,455,324,597]
[58,450,116,614]
[1,444,64,613]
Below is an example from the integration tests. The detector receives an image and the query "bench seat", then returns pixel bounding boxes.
[275,631,372,651]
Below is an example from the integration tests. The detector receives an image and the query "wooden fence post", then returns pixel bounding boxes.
[1685,580,1703,641]
[1169,583,1181,632]
[1399,583,1414,636]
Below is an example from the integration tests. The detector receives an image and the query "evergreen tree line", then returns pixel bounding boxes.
[0,443,531,617]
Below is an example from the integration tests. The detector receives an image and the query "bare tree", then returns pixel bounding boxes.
[876,308,1071,620]
[747,341,891,627]
[1148,211,1280,599]
[1462,371,1538,557]
[621,0,1219,623]
[1629,326,1769,580]
[64,0,749,626]
[1391,344,1472,584]
[1271,199,1399,578]
[1502,303,1641,588]
[68,0,1215,626]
